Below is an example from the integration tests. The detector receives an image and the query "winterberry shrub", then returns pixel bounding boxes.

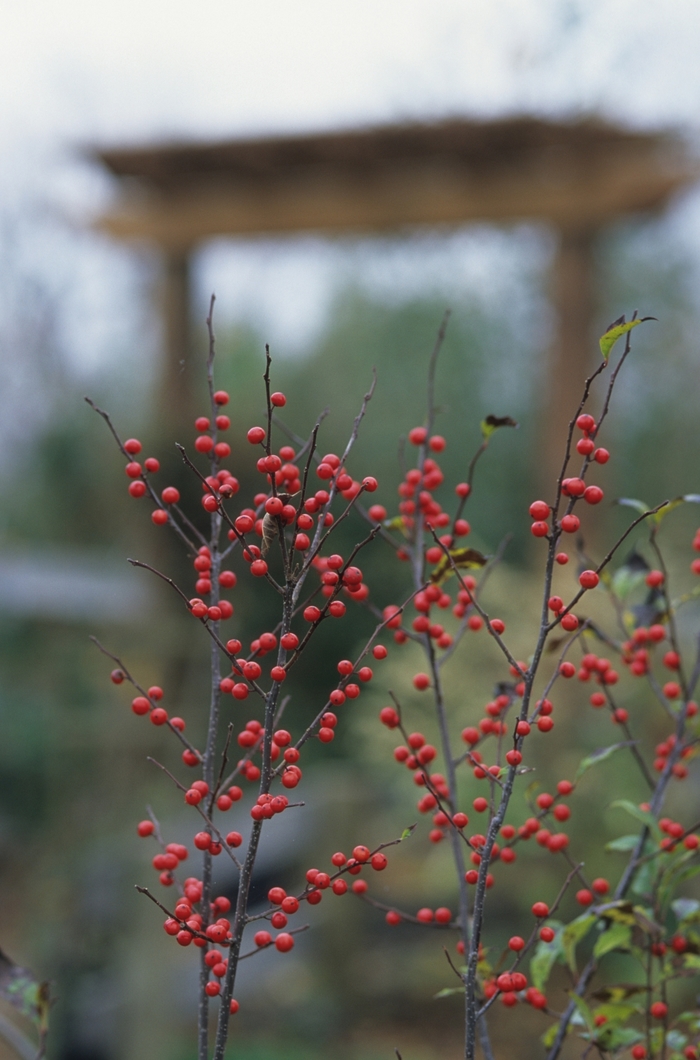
[91,304,700,1060]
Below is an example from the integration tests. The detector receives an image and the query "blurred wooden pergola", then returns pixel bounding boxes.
[94,116,696,453]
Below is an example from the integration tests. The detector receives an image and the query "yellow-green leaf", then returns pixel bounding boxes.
[430,547,487,585]
[599,316,655,361]
[434,986,464,999]
[0,948,50,1031]
[653,493,700,524]
[480,414,518,440]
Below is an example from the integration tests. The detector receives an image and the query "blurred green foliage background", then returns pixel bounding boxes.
[0,217,699,1060]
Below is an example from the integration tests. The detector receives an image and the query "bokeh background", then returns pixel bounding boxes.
[2,3,700,1059]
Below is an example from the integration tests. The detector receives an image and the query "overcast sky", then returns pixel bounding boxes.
[1,0,700,367]
[4,0,700,146]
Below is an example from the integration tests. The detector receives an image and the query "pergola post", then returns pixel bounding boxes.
[160,247,194,426]
[543,226,598,488]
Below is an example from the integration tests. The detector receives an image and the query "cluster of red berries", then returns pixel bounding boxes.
[193,390,233,459]
[255,845,390,938]
[651,735,696,780]
[392,429,453,547]
[529,415,608,539]
[479,900,561,1009]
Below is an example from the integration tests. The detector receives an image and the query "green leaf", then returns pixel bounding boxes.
[631,857,656,898]
[480,414,518,440]
[400,826,415,841]
[593,922,632,959]
[683,954,700,970]
[0,948,50,1031]
[631,905,663,936]
[610,799,661,839]
[672,898,700,924]
[667,1030,689,1051]
[658,862,700,916]
[616,497,650,516]
[576,742,633,781]
[610,549,650,603]
[599,316,654,360]
[611,566,648,601]
[568,992,595,1032]
[596,1001,641,1024]
[434,986,464,999]
[562,914,597,974]
[596,1025,644,1051]
[542,1022,563,1049]
[530,921,565,992]
[606,834,640,853]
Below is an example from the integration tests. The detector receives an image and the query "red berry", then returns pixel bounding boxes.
[408,427,427,445]
[576,889,593,906]
[583,485,603,505]
[531,901,549,918]
[579,570,599,589]
[271,392,286,407]
[576,414,595,433]
[508,936,525,951]
[539,926,555,942]
[563,477,585,497]
[650,1001,668,1020]
[560,514,580,533]
[529,500,549,520]
[137,820,154,837]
